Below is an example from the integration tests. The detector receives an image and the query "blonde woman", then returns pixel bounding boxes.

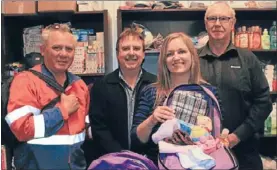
[131,32,219,164]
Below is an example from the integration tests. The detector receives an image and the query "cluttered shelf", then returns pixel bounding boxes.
[119,7,276,21]
[2,9,108,83]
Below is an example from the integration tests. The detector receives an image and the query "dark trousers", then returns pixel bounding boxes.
[232,136,263,170]
[82,140,101,169]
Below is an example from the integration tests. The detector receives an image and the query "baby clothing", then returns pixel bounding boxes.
[177,147,216,169]
[195,135,222,154]
[159,141,215,170]
[152,118,179,144]
[158,141,198,154]
[152,118,195,144]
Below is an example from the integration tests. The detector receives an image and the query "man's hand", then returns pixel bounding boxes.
[227,133,240,148]
[61,93,80,115]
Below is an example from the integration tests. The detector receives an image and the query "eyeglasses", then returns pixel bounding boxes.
[206,16,232,23]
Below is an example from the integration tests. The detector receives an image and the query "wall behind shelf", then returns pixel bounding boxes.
[84,1,126,72]
[103,1,125,72]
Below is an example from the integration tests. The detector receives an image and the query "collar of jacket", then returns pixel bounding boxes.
[198,41,237,58]
[106,68,155,84]
[37,64,81,86]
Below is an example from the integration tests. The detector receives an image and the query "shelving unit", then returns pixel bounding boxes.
[117,7,277,157]
[118,8,277,71]
[1,10,109,84]
[117,8,276,37]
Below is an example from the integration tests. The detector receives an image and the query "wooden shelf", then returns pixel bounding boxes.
[145,49,277,55]
[2,10,107,16]
[270,92,277,95]
[37,10,76,14]
[252,49,277,52]
[120,8,276,13]
[75,73,105,77]
[260,134,277,138]
[75,10,106,15]
[2,13,38,17]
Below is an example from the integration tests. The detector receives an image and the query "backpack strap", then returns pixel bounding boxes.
[29,69,64,93]
[41,96,61,112]
[28,69,65,111]
[199,85,221,112]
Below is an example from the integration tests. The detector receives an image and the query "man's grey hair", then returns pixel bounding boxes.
[41,23,76,45]
[204,1,236,20]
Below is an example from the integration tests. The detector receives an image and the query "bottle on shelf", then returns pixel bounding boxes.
[235,27,241,47]
[271,103,276,135]
[261,29,270,50]
[269,21,277,50]
[232,27,235,45]
[264,113,272,135]
[273,65,277,92]
[240,26,248,48]
[248,27,254,49]
[252,26,261,49]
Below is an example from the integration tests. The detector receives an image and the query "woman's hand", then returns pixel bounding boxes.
[151,106,175,124]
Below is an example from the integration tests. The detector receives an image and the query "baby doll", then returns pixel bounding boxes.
[196,115,212,132]
[190,115,212,142]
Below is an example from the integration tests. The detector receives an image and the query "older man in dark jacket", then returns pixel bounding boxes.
[198,2,272,170]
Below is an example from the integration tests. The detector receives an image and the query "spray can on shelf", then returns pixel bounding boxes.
[273,65,277,92]
[265,114,272,135]
[270,21,277,50]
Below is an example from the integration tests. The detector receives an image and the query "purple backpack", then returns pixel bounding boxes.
[88,150,158,170]
[158,84,239,170]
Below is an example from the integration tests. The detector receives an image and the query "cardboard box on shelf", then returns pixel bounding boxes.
[68,46,86,74]
[211,1,261,8]
[188,1,211,8]
[2,1,36,14]
[38,1,76,12]
[77,1,104,12]
[96,32,104,52]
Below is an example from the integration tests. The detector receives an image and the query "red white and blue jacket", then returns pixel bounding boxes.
[5,64,90,169]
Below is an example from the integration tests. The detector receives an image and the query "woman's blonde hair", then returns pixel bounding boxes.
[154,32,206,107]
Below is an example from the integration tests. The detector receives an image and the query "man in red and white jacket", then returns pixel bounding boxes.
[6,23,90,170]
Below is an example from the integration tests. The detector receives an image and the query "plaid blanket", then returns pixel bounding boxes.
[170,91,208,125]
